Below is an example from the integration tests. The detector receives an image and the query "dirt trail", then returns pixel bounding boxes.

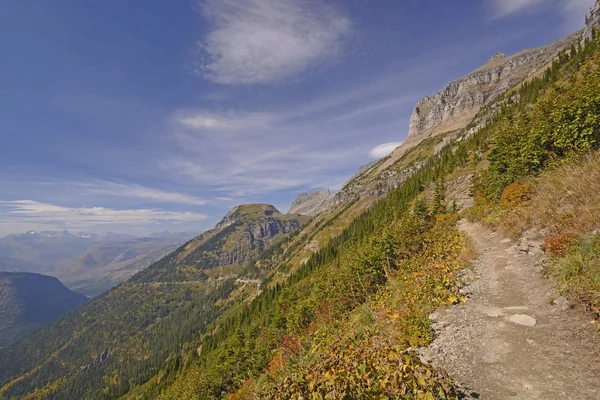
[421,221,600,399]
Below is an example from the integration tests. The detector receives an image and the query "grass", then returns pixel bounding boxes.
[548,233,600,316]
[497,152,600,239]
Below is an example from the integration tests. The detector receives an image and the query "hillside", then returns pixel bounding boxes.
[1,6,600,399]
[333,30,581,205]
[0,272,88,348]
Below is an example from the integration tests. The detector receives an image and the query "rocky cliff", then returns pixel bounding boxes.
[583,0,600,40]
[407,33,579,141]
[288,189,334,216]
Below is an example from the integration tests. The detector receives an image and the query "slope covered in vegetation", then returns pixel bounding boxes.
[144,28,600,400]
[0,272,88,348]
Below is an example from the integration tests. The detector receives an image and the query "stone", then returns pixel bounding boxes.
[552,296,570,310]
[509,314,537,327]
[288,189,334,216]
[486,308,502,318]
[489,50,505,62]
[483,352,499,363]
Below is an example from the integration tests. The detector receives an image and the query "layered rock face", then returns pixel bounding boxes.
[288,189,335,216]
[407,34,580,141]
[185,204,307,270]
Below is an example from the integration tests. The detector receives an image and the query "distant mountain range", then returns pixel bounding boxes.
[0,230,198,296]
[0,272,88,348]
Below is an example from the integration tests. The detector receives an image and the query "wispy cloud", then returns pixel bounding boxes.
[488,0,545,19]
[173,109,274,131]
[0,200,208,230]
[368,142,403,159]
[487,0,595,30]
[197,0,352,84]
[77,181,207,206]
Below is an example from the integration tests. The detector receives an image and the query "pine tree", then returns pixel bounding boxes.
[432,176,447,215]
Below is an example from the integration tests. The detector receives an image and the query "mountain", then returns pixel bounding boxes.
[148,231,199,241]
[133,204,310,282]
[0,231,105,274]
[334,32,581,204]
[288,189,335,216]
[0,230,195,296]
[55,237,190,297]
[1,7,600,399]
[0,272,88,348]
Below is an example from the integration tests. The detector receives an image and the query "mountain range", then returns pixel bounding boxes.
[0,230,197,296]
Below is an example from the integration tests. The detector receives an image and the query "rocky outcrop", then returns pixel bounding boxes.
[217,218,303,265]
[583,0,600,40]
[288,189,335,216]
[407,33,580,141]
[215,204,279,229]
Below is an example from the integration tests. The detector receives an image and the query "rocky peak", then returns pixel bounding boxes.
[488,51,505,62]
[216,204,280,229]
[288,189,334,216]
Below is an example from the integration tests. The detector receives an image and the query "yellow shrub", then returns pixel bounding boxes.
[500,182,533,209]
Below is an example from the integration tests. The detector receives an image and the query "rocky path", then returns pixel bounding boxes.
[421,221,600,399]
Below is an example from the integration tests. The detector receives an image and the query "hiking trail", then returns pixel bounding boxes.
[420,220,600,399]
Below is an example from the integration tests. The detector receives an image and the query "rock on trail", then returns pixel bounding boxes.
[420,221,600,399]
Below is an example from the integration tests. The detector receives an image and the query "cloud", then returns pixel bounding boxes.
[173,110,274,131]
[197,0,352,84]
[488,0,545,19]
[368,142,403,159]
[0,200,208,230]
[78,182,207,206]
[488,0,595,29]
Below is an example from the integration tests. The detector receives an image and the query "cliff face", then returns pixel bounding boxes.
[583,0,600,40]
[407,33,580,141]
[288,189,334,216]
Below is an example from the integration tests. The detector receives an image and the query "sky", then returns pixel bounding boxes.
[0,0,596,237]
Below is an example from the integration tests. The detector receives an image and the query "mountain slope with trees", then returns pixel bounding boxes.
[0,272,88,348]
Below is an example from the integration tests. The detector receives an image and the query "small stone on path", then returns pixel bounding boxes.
[509,314,536,327]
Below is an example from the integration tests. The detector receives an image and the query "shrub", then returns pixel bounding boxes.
[500,182,532,208]
[548,233,600,316]
[544,234,576,257]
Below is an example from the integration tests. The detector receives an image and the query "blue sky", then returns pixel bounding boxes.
[0,0,595,236]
